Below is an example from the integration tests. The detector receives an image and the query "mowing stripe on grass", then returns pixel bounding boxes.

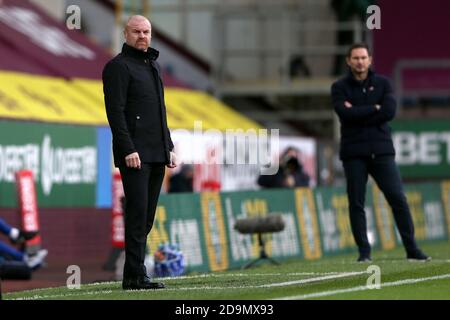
[5,271,355,297]
[305,259,450,266]
[248,271,366,289]
[158,271,346,280]
[276,273,450,300]
[160,271,366,290]
[14,290,115,300]
[10,271,366,300]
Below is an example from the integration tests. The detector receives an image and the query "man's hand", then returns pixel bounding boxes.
[344,101,353,108]
[125,152,141,169]
[285,175,295,188]
[167,151,178,168]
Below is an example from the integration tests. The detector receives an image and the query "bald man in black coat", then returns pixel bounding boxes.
[103,15,177,290]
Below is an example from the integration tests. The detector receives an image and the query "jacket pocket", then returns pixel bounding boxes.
[133,115,143,136]
[126,115,140,138]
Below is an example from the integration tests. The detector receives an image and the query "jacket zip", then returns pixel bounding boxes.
[362,80,375,158]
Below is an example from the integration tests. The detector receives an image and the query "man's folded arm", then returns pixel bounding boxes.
[332,82,377,124]
[364,80,397,126]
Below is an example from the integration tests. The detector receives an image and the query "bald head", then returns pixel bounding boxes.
[126,15,151,28]
[124,15,152,52]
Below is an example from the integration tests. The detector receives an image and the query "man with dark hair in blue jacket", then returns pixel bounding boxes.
[331,43,430,262]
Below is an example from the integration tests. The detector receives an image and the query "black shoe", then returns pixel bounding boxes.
[407,250,431,262]
[122,276,165,290]
[357,255,372,263]
[10,230,39,244]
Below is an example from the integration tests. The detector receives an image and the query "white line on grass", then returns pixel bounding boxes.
[3,281,119,295]
[157,271,347,281]
[160,271,367,291]
[9,261,450,298]
[275,273,450,300]
[5,271,355,297]
[14,290,114,300]
[249,271,366,289]
[10,271,366,300]
[308,258,450,265]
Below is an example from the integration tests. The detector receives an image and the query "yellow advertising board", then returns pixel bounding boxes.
[0,71,107,125]
[0,71,261,130]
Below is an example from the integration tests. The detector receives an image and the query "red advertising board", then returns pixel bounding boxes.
[112,171,125,248]
[15,170,42,253]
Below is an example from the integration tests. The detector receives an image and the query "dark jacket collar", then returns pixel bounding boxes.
[121,43,159,61]
[346,68,374,85]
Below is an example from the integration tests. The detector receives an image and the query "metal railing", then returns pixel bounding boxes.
[210,5,370,97]
[394,59,450,113]
[115,0,369,94]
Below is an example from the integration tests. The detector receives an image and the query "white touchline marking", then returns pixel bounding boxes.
[307,260,450,266]
[7,271,354,296]
[158,271,346,280]
[250,271,366,289]
[275,273,450,300]
[14,290,114,300]
[161,271,366,291]
[8,261,450,297]
[9,272,366,300]
[5,281,119,295]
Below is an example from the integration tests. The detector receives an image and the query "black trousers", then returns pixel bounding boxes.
[119,163,165,279]
[343,155,418,256]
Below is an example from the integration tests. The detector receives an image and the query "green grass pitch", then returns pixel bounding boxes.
[4,241,450,300]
